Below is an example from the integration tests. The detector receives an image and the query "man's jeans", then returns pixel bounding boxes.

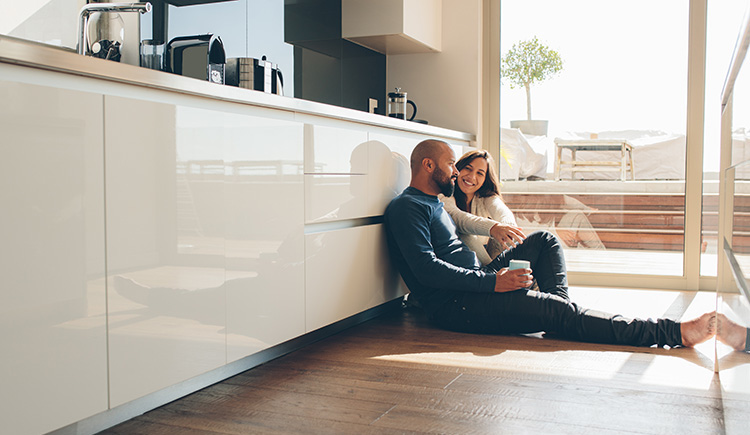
[430,231,683,347]
[484,230,569,301]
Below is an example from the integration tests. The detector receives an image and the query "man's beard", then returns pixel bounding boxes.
[433,167,455,197]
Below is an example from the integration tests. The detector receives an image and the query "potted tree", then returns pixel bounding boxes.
[502,36,563,136]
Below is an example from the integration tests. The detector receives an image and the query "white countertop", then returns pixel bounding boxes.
[0,35,474,143]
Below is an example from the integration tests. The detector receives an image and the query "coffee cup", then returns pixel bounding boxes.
[509,259,530,271]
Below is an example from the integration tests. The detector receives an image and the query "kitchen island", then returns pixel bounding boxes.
[0,35,474,435]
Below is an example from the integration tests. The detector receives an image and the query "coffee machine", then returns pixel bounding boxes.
[166,34,226,84]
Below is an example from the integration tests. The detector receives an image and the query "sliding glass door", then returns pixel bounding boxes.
[500,0,689,276]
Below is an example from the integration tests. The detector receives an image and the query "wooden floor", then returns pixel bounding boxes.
[99,287,750,435]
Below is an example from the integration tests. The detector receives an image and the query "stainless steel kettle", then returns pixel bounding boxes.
[387,88,417,121]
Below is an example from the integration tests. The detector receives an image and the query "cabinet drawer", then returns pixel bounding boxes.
[305,224,404,331]
[304,123,369,174]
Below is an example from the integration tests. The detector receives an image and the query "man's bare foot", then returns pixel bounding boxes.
[717,312,748,351]
[680,311,716,347]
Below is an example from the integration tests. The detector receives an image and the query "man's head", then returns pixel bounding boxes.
[409,139,458,197]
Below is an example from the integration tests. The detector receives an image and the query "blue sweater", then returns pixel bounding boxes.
[384,187,496,313]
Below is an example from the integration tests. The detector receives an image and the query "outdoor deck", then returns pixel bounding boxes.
[501,179,750,276]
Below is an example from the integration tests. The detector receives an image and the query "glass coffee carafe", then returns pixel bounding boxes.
[387,88,417,121]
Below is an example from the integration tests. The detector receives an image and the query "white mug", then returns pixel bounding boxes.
[509,259,530,271]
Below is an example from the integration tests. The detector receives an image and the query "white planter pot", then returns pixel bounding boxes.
[510,120,548,136]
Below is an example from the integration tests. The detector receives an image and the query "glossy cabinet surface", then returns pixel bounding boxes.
[0,80,108,435]
[304,126,414,223]
[0,62,470,434]
[223,108,306,363]
[305,224,403,331]
[303,121,370,174]
[105,96,307,405]
[105,96,228,407]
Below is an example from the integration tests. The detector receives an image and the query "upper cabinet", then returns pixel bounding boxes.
[342,0,441,54]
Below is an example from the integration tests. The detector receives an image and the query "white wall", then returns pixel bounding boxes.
[2,0,86,48]
[386,0,483,138]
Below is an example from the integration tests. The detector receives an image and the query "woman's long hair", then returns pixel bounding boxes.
[453,149,502,212]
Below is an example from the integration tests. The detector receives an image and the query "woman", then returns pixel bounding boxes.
[440,149,569,300]
[440,150,525,264]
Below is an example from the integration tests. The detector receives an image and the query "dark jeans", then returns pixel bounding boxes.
[484,230,569,301]
[430,231,683,347]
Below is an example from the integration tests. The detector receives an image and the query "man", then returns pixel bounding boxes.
[384,139,715,348]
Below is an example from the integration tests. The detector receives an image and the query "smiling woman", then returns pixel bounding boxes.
[440,149,522,266]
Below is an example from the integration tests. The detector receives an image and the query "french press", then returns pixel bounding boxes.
[387,88,417,121]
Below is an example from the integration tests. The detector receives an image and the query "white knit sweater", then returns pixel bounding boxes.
[440,194,517,265]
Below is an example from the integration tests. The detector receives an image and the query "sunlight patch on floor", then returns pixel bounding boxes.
[371,349,636,380]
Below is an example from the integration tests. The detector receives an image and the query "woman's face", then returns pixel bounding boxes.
[457,157,487,198]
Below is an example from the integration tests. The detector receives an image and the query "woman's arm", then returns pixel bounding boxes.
[482,195,518,226]
[440,195,496,236]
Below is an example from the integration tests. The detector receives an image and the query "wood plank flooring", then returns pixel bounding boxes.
[99,287,750,435]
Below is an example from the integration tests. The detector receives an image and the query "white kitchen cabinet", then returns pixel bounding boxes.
[303,121,370,174]
[304,125,416,223]
[105,93,308,403]
[302,120,369,223]
[224,108,306,363]
[342,0,442,54]
[305,224,403,331]
[305,173,370,222]
[105,96,227,407]
[0,80,108,435]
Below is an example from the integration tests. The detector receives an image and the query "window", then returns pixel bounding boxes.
[500,0,689,276]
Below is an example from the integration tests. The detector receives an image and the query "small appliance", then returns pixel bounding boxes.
[387,87,417,121]
[226,56,284,95]
[77,2,151,65]
[166,34,226,84]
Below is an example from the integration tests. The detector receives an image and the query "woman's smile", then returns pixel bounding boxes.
[460,176,477,189]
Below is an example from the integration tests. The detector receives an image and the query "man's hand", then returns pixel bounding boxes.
[494,267,533,293]
[490,223,526,248]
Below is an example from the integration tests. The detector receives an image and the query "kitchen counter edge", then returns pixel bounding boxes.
[0,36,475,143]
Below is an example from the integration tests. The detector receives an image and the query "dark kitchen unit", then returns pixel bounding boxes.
[284,0,386,114]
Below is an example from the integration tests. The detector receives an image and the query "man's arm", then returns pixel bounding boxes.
[385,199,496,293]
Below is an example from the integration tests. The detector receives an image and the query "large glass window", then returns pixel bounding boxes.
[701,0,750,277]
[500,0,689,275]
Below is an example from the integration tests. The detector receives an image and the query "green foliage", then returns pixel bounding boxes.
[501,36,563,120]
[502,36,563,89]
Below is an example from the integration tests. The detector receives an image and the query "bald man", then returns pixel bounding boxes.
[384,139,715,348]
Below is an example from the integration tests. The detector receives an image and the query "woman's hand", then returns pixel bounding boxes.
[494,267,534,293]
[490,223,526,248]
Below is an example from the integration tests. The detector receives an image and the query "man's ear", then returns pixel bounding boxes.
[422,158,434,172]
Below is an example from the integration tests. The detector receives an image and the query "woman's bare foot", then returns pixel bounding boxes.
[717,313,748,351]
[680,311,716,347]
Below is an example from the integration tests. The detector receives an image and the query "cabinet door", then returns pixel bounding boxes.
[224,108,306,363]
[0,79,107,435]
[303,121,371,222]
[305,224,404,331]
[105,96,227,407]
